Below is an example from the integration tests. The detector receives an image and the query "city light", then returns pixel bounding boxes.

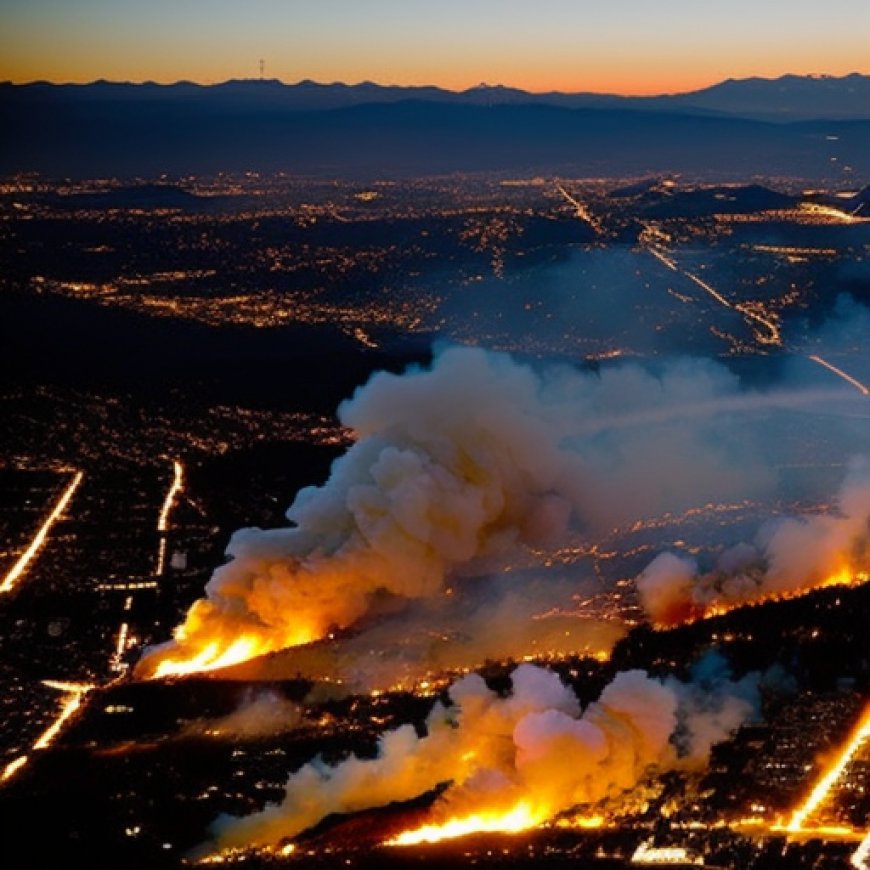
[785,702,870,832]
[808,355,870,396]
[0,470,84,594]
[0,682,93,786]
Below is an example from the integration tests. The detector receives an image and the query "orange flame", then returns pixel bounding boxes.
[385,802,546,846]
[654,567,869,630]
[138,595,324,679]
[151,635,280,679]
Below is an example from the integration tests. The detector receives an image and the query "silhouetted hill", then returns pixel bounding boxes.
[661,73,870,121]
[635,184,797,219]
[5,73,870,119]
[3,86,870,179]
[38,183,221,211]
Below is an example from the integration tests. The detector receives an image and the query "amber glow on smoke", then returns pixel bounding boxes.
[652,568,870,629]
[150,626,319,679]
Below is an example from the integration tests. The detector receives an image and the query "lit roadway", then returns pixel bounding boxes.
[641,224,782,346]
[111,458,184,673]
[554,182,605,235]
[0,470,84,594]
[2,460,186,786]
[807,355,870,396]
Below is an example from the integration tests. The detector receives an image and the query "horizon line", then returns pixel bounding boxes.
[3,70,869,101]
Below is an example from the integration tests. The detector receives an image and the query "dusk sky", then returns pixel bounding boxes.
[2,0,869,94]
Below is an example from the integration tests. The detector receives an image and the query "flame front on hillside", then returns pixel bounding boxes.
[386,802,544,846]
[137,346,869,683]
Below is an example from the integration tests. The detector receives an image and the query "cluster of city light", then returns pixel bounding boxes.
[780,701,870,834]
[1,681,93,785]
[0,470,84,594]
[642,226,782,346]
[631,842,702,865]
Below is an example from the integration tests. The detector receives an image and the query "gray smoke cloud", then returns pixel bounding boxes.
[177,690,302,740]
[137,343,862,680]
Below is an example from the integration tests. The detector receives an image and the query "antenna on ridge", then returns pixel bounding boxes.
[259,59,265,80]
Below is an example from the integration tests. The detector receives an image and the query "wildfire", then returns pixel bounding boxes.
[151,636,272,679]
[385,803,546,846]
[553,814,605,830]
[650,567,869,630]
[784,701,870,833]
[138,594,325,679]
[1,470,84,594]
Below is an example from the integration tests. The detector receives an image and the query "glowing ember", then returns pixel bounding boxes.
[785,701,870,832]
[385,802,545,846]
[553,814,605,829]
[1,470,84,594]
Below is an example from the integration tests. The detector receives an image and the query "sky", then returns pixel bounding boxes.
[1,0,869,95]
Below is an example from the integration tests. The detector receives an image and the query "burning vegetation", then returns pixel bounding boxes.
[204,656,758,856]
[123,344,870,862]
[137,345,867,682]
[637,459,870,626]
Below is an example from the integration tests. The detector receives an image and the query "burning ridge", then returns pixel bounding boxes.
[203,653,759,855]
[137,344,858,680]
[637,458,870,627]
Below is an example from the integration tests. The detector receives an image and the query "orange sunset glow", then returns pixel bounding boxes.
[2,0,869,94]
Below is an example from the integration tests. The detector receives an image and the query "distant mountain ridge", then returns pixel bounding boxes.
[3,75,870,179]
[3,72,870,121]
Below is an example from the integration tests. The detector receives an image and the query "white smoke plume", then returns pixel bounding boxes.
[206,657,757,853]
[177,690,301,740]
[637,457,870,625]
[137,345,857,679]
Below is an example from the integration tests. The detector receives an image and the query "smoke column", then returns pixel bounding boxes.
[637,457,870,625]
[137,345,857,678]
[207,656,757,853]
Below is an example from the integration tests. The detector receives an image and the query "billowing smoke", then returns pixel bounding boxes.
[206,656,758,853]
[177,690,301,740]
[220,574,625,695]
[137,344,858,679]
[637,457,870,625]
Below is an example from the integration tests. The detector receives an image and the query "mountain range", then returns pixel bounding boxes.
[2,74,869,179]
